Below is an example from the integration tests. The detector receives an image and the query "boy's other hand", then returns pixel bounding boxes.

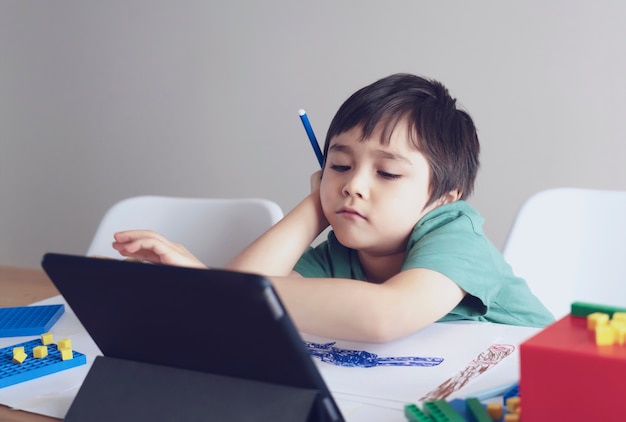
[310,170,322,193]
[112,230,208,269]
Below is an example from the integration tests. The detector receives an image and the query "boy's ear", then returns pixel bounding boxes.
[438,190,462,206]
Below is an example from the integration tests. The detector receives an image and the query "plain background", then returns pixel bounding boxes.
[2,1,625,269]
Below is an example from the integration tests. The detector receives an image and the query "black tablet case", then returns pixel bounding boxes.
[41,253,343,422]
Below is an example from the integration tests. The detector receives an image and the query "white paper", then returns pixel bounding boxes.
[1,297,538,421]
[305,321,538,409]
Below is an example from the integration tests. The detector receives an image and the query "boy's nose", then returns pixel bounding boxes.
[342,171,369,199]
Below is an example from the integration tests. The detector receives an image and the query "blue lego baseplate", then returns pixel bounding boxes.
[0,304,65,337]
[0,338,87,388]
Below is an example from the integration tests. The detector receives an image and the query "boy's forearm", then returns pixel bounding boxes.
[226,192,328,275]
[269,274,379,341]
[268,268,465,343]
[269,274,408,343]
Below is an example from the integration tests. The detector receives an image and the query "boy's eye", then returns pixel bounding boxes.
[378,171,401,180]
[330,164,350,172]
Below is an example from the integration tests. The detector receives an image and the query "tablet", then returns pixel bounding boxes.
[41,253,343,422]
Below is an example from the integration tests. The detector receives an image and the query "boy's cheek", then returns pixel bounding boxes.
[318,192,334,220]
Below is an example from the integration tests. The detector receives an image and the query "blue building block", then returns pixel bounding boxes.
[448,399,470,419]
[502,383,519,404]
[0,339,86,388]
[0,305,65,337]
[423,400,465,422]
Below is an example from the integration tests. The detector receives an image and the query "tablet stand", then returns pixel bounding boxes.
[64,356,335,422]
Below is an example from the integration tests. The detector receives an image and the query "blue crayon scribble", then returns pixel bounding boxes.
[304,341,444,368]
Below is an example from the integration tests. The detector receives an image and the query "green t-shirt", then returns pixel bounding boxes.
[294,201,554,328]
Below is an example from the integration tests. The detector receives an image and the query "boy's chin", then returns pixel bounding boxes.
[334,230,407,256]
[333,232,364,250]
[333,231,378,252]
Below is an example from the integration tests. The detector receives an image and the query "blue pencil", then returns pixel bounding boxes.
[469,381,518,401]
[298,109,324,168]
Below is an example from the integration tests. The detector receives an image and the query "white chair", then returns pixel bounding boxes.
[503,187,626,320]
[87,196,284,267]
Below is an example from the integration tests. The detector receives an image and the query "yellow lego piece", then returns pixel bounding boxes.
[486,402,503,420]
[612,312,626,323]
[59,348,74,361]
[41,332,54,345]
[33,345,48,358]
[504,413,520,422]
[57,338,72,350]
[595,324,615,346]
[506,396,521,413]
[12,348,27,364]
[610,319,626,332]
[587,312,609,330]
[613,322,626,346]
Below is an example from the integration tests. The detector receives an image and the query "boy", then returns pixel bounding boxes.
[113,73,554,343]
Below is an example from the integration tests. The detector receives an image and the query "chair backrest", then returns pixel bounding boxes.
[87,196,284,267]
[503,187,626,319]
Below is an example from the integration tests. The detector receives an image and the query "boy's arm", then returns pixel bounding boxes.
[226,190,328,276]
[110,191,325,272]
[111,175,326,271]
[268,267,466,343]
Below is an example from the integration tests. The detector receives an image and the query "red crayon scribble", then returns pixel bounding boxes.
[419,344,515,402]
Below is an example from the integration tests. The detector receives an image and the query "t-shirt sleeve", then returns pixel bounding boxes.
[403,205,554,326]
[402,211,500,318]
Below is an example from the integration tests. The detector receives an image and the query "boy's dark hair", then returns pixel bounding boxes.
[323,73,480,207]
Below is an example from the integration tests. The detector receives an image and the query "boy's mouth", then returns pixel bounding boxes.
[337,207,366,220]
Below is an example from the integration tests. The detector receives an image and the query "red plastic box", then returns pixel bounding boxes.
[520,315,626,420]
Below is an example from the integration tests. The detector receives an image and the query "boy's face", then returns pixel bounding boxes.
[320,122,440,256]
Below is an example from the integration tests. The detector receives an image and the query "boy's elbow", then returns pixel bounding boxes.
[358,309,421,343]
[361,327,400,344]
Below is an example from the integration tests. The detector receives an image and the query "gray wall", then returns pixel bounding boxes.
[2,1,625,268]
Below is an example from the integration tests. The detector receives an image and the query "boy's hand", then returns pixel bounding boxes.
[112,230,208,269]
[310,170,322,193]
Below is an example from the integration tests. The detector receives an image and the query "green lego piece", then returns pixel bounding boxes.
[571,301,626,318]
[465,397,491,422]
[404,404,435,422]
[423,400,465,422]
